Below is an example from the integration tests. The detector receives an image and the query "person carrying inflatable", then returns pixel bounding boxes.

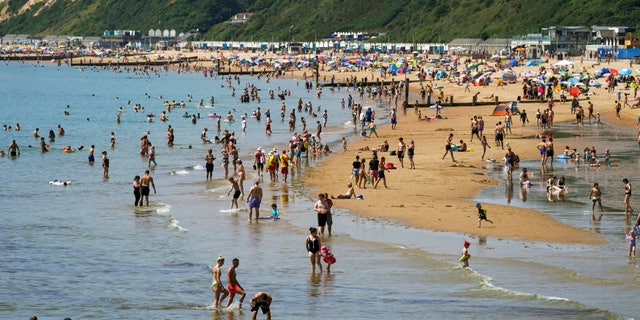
[320,246,336,272]
[459,241,471,267]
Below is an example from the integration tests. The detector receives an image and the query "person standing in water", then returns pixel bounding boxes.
[460,241,471,268]
[101,151,109,177]
[226,258,246,308]
[211,256,229,308]
[139,170,156,206]
[249,292,272,320]
[623,178,633,219]
[306,227,323,273]
[88,145,95,164]
[132,175,141,206]
[205,149,215,180]
[246,180,263,220]
[589,182,604,220]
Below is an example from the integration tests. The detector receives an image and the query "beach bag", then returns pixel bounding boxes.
[389,150,396,156]
[385,162,396,170]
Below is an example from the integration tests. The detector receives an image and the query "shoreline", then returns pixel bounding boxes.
[9,53,639,244]
[292,59,638,245]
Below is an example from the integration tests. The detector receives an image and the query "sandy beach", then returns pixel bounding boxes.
[288,54,638,245]
[35,48,640,244]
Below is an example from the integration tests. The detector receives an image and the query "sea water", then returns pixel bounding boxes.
[0,62,635,319]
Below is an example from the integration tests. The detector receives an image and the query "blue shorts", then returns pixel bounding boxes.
[249,197,261,208]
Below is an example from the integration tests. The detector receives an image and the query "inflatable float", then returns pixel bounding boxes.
[556,155,572,159]
[208,114,219,118]
[223,119,235,123]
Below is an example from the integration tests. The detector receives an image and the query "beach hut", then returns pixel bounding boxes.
[491,103,511,116]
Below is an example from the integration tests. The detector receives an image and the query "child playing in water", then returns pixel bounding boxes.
[459,241,471,267]
[626,229,636,257]
[320,246,336,272]
[270,203,280,219]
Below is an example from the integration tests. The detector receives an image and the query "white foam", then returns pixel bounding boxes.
[169,170,190,175]
[167,216,187,232]
[220,208,246,213]
[226,301,241,311]
[192,164,204,170]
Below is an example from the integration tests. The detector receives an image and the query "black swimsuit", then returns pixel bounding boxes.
[307,237,319,254]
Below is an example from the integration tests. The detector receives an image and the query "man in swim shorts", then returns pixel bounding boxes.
[246,181,263,220]
[205,148,215,180]
[8,140,20,157]
[250,292,272,320]
[139,170,156,207]
[397,137,406,168]
[226,258,246,308]
[227,177,241,209]
[589,182,604,220]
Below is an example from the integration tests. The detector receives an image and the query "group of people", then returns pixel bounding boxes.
[211,256,272,319]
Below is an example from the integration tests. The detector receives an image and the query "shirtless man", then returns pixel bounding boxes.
[227,177,241,209]
[246,181,263,220]
[397,137,406,168]
[8,140,20,157]
[205,149,215,180]
[139,170,157,206]
[249,292,272,320]
[226,258,246,308]
[589,182,604,220]
[494,122,505,149]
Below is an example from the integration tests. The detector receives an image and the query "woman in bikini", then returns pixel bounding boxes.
[211,255,229,308]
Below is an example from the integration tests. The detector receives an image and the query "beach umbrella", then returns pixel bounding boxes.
[609,68,618,75]
[588,81,602,88]
[619,68,632,76]
[567,78,579,86]
[569,87,580,96]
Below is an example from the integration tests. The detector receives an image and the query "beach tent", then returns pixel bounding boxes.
[553,60,574,67]
[491,104,511,116]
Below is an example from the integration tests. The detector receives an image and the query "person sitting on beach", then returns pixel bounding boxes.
[457,140,467,152]
[378,140,389,152]
[332,183,355,199]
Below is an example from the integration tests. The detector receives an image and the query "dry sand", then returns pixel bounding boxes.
[294,56,638,245]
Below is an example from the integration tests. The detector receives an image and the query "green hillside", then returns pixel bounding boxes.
[0,0,638,42]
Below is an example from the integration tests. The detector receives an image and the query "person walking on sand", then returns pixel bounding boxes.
[212,256,229,308]
[306,227,323,273]
[249,292,272,320]
[246,180,263,220]
[623,178,633,218]
[589,183,604,220]
[139,170,156,206]
[476,203,493,227]
[481,135,491,160]
[226,258,246,308]
[442,133,456,162]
